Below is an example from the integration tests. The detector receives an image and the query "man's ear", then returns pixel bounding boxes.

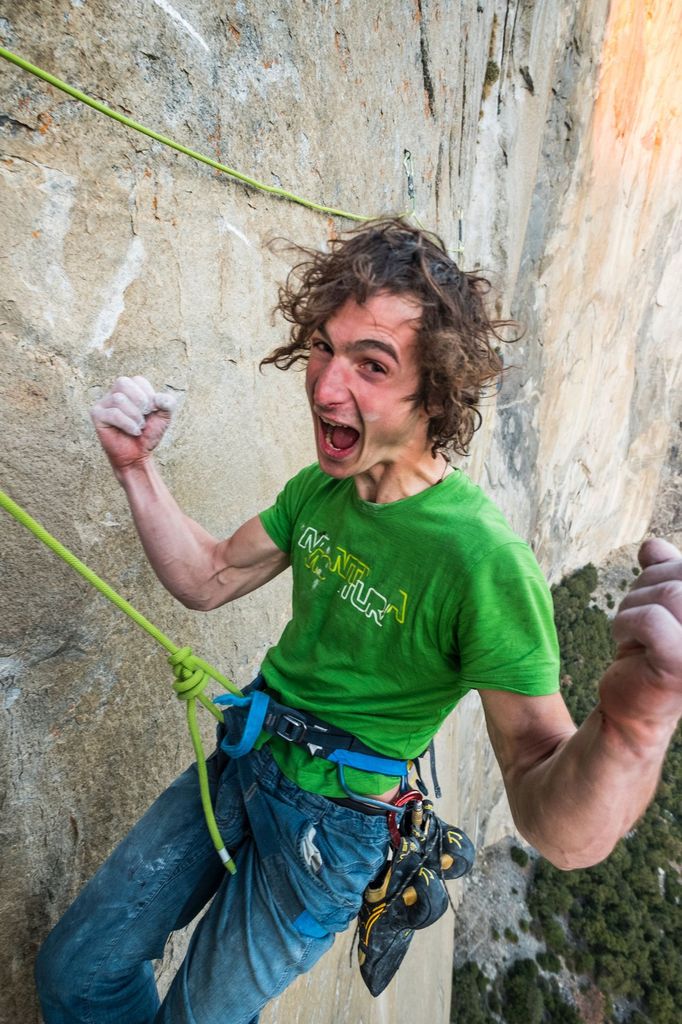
[424,396,444,420]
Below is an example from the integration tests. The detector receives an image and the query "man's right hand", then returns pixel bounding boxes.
[88,375,288,608]
[90,376,176,477]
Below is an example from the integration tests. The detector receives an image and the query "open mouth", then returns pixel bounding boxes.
[318,415,360,458]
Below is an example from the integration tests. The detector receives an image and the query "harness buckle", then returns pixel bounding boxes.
[275,713,308,744]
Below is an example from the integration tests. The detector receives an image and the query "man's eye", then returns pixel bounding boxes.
[311,338,332,354]
[365,360,387,375]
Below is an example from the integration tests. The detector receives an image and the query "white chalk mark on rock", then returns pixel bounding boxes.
[37,167,76,326]
[89,237,146,357]
[151,0,210,54]
[1,160,77,328]
[218,216,252,248]
[0,657,23,709]
[3,687,21,710]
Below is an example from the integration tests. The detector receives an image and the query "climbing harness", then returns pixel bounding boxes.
[356,796,474,996]
[216,678,411,812]
[218,677,415,942]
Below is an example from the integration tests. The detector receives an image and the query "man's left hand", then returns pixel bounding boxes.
[600,538,682,746]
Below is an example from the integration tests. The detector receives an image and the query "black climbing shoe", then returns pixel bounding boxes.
[357,802,474,996]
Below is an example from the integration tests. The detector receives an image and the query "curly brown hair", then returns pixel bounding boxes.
[261,218,515,455]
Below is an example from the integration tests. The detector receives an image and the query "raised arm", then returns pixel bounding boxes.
[90,376,289,610]
[480,538,682,870]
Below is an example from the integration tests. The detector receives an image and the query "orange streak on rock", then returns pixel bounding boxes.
[593,0,682,203]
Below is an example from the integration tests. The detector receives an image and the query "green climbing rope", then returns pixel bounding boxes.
[0,46,371,223]
[0,487,241,874]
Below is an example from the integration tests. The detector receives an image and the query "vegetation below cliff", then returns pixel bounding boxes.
[451,564,681,1024]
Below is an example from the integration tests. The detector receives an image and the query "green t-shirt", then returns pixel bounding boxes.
[258,464,559,797]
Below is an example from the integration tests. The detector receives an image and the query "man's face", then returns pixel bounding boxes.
[305,292,431,481]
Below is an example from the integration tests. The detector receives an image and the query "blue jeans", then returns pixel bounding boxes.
[35,741,390,1024]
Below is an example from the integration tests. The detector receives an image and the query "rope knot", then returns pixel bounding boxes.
[169,646,209,702]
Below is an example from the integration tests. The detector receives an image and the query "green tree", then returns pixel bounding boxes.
[510,845,529,867]
[451,962,493,1024]
[501,959,544,1024]
[538,976,582,1023]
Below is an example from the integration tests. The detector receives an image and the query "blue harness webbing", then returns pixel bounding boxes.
[214,679,410,811]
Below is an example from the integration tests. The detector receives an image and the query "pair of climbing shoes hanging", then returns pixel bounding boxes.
[357,796,475,997]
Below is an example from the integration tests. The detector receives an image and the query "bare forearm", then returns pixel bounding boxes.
[91,376,288,608]
[507,706,672,869]
[117,458,221,609]
[484,538,682,871]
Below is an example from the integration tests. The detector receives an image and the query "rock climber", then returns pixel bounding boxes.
[35,219,682,1024]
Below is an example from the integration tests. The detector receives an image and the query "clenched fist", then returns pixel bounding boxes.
[90,375,176,478]
[601,538,682,746]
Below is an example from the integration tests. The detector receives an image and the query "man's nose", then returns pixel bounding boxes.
[314,359,350,405]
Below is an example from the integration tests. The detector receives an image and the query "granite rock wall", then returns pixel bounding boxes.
[1,2,679,1022]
